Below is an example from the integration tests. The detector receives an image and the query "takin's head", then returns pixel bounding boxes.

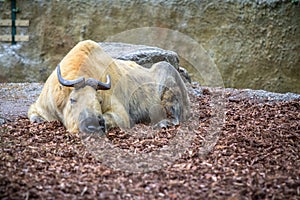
[57,64,111,135]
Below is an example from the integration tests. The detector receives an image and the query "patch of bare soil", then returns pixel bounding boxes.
[0,83,42,121]
[0,85,299,199]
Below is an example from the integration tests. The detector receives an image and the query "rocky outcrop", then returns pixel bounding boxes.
[0,0,299,93]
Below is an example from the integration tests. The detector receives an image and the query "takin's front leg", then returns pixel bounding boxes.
[102,102,131,131]
[28,103,46,123]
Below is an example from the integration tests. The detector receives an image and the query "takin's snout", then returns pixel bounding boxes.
[78,109,106,135]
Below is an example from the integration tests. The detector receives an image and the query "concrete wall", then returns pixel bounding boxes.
[0,0,299,93]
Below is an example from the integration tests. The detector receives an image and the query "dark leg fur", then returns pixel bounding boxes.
[151,61,188,127]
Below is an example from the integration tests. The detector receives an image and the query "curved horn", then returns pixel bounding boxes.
[57,64,85,87]
[96,74,111,90]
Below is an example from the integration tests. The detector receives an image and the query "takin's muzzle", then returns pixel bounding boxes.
[78,108,106,135]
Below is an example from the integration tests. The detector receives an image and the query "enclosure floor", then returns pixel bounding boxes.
[0,84,299,199]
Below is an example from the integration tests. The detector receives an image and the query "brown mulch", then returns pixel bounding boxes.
[0,87,299,200]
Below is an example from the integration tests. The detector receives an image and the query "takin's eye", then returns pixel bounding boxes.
[70,98,77,104]
[98,96,103,104]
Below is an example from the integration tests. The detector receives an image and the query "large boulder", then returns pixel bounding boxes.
[99,42,180,70]
[99,42,191,82]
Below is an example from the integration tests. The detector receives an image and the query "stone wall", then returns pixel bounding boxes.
[0,0,299,93]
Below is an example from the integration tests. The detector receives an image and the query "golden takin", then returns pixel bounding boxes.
[28,40,190,134]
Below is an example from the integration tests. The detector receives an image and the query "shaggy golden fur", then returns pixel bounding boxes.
[28,40,190,133]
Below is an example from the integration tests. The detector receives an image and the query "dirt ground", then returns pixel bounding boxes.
[0,83,299,199]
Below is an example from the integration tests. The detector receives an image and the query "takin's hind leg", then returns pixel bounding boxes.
[158,84,182,128]
[155,69,183,128]
[150,61,190,129]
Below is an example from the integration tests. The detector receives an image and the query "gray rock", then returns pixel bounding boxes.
[0,117,6,125]
[228,89,300,103]
[190,85,300,103]
[99,42,191,82]
[99,42,180,70]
